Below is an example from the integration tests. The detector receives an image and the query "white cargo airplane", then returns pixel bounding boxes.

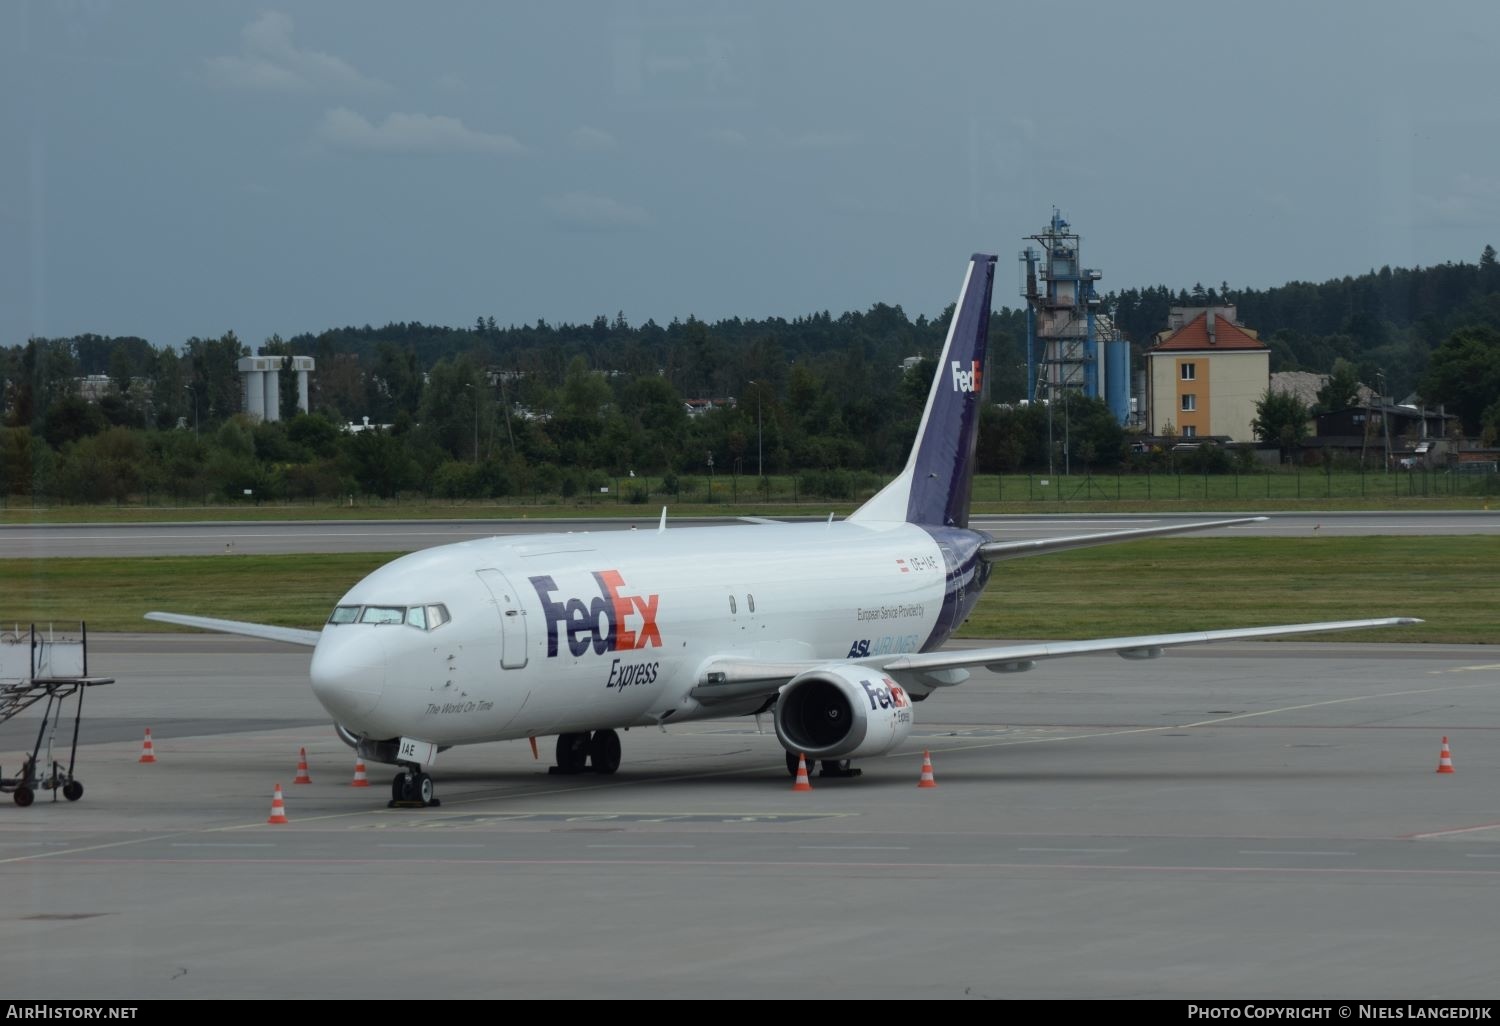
[148,254,1417,806]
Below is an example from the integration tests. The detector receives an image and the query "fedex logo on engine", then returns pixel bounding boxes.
[530,570,662,658]
[951,359,981,394]
[859,677,908,711]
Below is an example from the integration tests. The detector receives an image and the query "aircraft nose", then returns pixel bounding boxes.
[310,629,386,722]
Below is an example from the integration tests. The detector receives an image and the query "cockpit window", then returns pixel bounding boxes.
[359,605,406,625]
[332,603,448,629]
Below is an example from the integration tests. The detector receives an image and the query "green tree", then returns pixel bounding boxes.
[0,426,36,496]
[1480,244,1500,294]
[1252,388,1312,462]
[151,346,189,430]
[1060,393,1125,470]
[50,427,148,503]
[185,332,248,425]
[1419,325,1500,433]
[285,413,342,458]
[261,335,299,420]
[368,343,422,422]
[340,428,418,498]
[41,395,107,448]
[1315,358,1363,413]
[417,357,484,460]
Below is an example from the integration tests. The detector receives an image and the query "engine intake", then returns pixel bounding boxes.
[774,664,915,760]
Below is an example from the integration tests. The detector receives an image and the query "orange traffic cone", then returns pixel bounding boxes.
[791,753,813,792]
[350,758,370,787]
[138,728,157,764]
[293,747,312,784]
[1437,736,1455,774]
[267,784,289,824]
[918,750,937,788]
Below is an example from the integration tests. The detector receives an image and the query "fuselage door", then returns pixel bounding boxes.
[477,568,528,669]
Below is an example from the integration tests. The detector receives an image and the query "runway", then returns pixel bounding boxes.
[2,510,1497,557]
[3,636,1498,999]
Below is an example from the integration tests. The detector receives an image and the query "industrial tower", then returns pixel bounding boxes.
[1021,210,1130,424]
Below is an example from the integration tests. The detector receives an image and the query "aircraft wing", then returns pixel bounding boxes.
[691,617,1421,704]
[145,612,322,648]
[979,516,1266,562]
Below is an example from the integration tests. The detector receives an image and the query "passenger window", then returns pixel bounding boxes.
[406,606,427,630]
[747,594,755,613]
[428,604,450,629]
[729,596,737,614]
[359,606,405,625]
[328,605,360,625]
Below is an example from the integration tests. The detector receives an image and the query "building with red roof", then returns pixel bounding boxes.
[1146,306,1270,442]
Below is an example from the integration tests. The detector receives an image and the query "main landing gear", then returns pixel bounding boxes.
[550,730,622,775]
[389,766,440,808]
[784,751,862,779]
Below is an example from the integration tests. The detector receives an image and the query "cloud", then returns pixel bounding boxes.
[1416,173,1500,227]
[780,129,859,150]
[318,108,526,155]
[708,128,749,149]
[704,127,854,151]
[570,126,617,152]
[204,11,384,94]
[545,192,651,230]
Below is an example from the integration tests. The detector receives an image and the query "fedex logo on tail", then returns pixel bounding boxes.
[951,359,981,394]
[530,571,662,658]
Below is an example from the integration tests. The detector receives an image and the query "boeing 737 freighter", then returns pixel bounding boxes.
[148,254,1416,806]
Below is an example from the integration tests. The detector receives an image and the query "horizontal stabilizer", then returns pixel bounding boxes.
[980,517,1267,562]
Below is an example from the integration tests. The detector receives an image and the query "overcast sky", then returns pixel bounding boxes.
[4,1,1499,351]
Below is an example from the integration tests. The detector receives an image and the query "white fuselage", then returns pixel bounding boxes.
[309,519,957,747]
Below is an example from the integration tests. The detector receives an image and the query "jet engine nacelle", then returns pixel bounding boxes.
[773,664,915,760]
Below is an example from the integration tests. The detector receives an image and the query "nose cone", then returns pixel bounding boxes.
[310,629,387,724]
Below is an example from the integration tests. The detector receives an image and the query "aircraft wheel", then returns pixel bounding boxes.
[414,772,434,805]
[392,773,408,802]
[14,786,34,808]
[63,781,83,802]
[590,730,622,774]
[555,733,590,774]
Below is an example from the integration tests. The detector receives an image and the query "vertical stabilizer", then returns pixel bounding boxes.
[850,253,996,527]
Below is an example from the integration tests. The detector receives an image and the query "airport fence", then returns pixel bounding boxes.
[2,466,1496,513]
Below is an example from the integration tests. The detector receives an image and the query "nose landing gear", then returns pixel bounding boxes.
[388,766,440,808]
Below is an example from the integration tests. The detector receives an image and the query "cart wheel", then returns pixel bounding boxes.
[14,786,34,808]
[63,781,83,802]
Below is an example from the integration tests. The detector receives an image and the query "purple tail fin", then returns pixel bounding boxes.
[850,253,996,528]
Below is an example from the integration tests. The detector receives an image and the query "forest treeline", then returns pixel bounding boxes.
[2,249,1499,503]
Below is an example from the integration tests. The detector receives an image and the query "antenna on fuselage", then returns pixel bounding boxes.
[658,506,668,533]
